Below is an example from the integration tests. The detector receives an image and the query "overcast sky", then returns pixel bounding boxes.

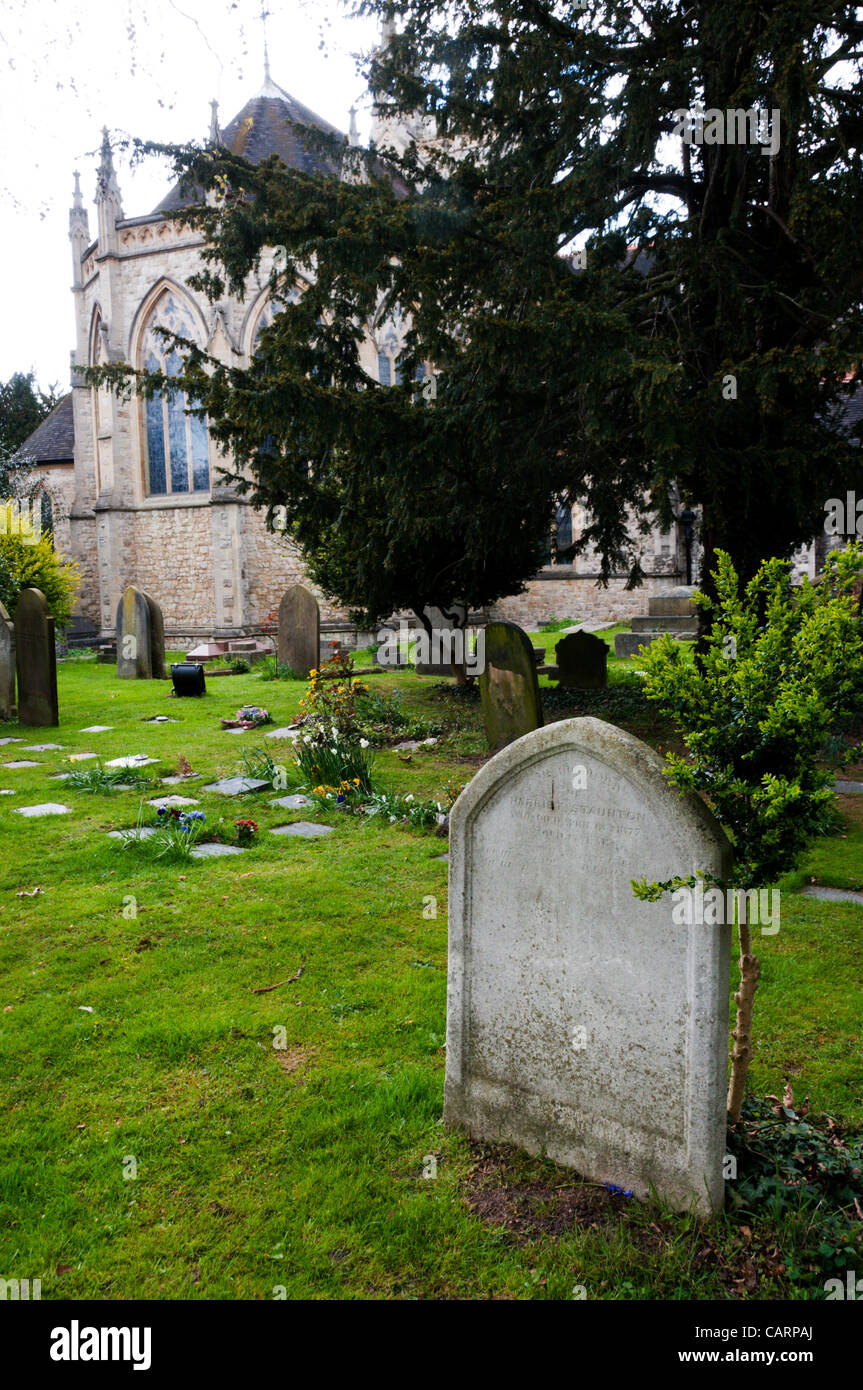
[0,0,380,391]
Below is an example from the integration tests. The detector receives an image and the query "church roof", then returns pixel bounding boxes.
[14,392,74,463]
[154,83,345,214]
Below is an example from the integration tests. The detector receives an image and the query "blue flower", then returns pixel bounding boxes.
[602,1182,634,1197]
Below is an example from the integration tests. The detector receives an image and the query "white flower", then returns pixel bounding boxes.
[359,738,369,748]
[389,815,397,823]
[331,726,339,740]
[331,747,338,755]
[405,794,414,802]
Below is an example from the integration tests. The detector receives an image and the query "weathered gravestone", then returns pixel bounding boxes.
[415,602,468,677]
[277,585,320,679]
[0,600,15,720]
[13,588,58,727]
[116,586,166,679]
[478,620,543,750]
[444,716,732,1214]
[555,629,608,690]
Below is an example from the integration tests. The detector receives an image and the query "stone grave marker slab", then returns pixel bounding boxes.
[24,743,64,752]
[105,755,159,769]
[478,621,543,751]
[0,738,23,746]
[14,802,71,817]
[277,585,320,679]
[80,726,114,733]
[4,760,40,769]
[160,775,201,786]
[270,795,311,810]
[265,727,301,741]
[269,821,333,838]
[0,599,15,720]
[0,789,14,795]
[202,777,271,796]
[555,630,608,690]
[444,715,732,1215]
[108,827,157,841]
[14,588,58,726]
[189,843,246,859]
[67,753,97,762]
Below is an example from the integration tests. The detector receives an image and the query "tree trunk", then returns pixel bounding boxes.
[727,896,761,1123]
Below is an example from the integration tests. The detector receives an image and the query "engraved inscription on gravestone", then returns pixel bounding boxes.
[444,716,732,1214]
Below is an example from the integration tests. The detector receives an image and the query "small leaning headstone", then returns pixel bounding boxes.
[116,587,152,679]
[0,599,15,720]
[555,630,608,690]
[478,620,543,751]
[444,715,732,1215]
[14,588,58,727]
[277,585,320,679]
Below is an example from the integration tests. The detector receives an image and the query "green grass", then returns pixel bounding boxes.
[0,647,860,1300]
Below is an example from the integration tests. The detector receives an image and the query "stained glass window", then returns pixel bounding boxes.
[139,292,210,496]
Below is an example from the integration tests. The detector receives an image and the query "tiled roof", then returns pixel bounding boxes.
[154,85,345,214]
[14,392,74,463]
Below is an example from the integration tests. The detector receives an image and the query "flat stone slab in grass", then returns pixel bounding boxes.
[80,726,114,733]
[0,737,23,745]
[270,794,312,810]
[0,788,16,794]
[147,795,201,808]
[189,842,246,859]
[107,827,158,841]
[202,777,271,796]
[48,773,71,781]
[4,760,41,768]
[801,885,863,908]
[67,752,98,762]
[14,802,72,817]
[24,743,65,752]
[142,716,177,723]
[269,821,333,838]
[105,755,159,769]
[265,727,301,740]
[160,774,202,786]
[835,780,863,795]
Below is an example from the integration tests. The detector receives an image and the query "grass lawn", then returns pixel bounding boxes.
[0,645,860,1300]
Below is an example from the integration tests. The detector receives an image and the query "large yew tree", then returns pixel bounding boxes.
[92,0,863,623]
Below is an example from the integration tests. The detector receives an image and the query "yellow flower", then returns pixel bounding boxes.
[353,777,360,785]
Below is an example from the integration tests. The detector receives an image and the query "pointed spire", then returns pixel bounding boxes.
[96,127,123,214]
[69,170,89,285]
[264,29,271,84]
[348,106,359,147]
[209,98,221,145]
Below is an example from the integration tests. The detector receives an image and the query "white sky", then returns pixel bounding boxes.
[0,0,380,390]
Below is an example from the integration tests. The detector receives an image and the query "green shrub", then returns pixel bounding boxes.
[0,528,79,627]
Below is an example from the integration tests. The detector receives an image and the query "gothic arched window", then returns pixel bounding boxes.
[139,291,210,496]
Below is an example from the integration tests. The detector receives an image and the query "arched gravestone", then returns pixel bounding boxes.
[278,585,320,679]
[479,620,543,750]
[0,599,15,719]
[116,587,165,679]
[13,588,58,726]
[444,716,732,1214]
[555,629,608,690]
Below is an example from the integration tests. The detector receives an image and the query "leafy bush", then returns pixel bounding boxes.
[0,527,79,627]
[119,804,208,863]
[636,544,863,888]
[726,1096,863,1279]
[361,789,446,830]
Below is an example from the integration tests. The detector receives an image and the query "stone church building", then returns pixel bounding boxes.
[21,57,710,645]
